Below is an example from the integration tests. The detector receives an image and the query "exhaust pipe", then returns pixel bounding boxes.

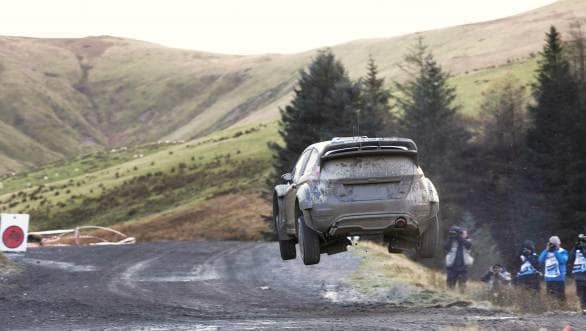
[394,217,407,228]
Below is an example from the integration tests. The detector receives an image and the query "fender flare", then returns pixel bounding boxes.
[296,184,313,210]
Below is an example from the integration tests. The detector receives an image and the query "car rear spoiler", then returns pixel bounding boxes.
[321,140,418,164]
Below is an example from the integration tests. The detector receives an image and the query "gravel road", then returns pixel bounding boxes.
[0,241,584,330]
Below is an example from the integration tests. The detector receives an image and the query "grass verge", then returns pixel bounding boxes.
[348,241,483,307]
[348,242,582,313]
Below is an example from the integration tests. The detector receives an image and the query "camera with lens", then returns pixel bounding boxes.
[576,234,586,249]
[521,247,532,256]
[448,226,463,239]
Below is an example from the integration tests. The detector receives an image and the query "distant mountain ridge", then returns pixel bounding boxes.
[0,0,584,174]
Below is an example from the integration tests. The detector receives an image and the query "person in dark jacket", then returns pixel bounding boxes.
[514,240,541,293]
[569,234,586,315]
[538,235,569,302]
[444,226,473,291]
[481,264,512,304]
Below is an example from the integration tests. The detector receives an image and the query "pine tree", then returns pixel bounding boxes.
[560,23,586,234]
[479,77,528,178]
[394,39,469,179]
[527,26,577,165]
[359,56,394,137]
[527,26,582,238]
[527,27,578,195]
[476,77,529,244]
[269,49,357,181]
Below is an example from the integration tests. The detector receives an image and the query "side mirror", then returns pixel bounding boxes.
[281,173,293,182]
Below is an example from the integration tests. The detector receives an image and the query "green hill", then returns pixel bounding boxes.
[0,123,274,240]
[0,0,583,175]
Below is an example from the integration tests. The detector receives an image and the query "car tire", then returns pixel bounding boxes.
[297,213,320,265]
[417,216,438,258]
[273,196,296,260]
[279,239,297,260]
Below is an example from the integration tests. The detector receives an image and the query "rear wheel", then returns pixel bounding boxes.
[417,216,438,258]
[279,239,297,260]
[273,196,296,260]
[297,213,320,265]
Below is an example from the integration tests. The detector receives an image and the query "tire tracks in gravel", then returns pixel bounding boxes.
[2,241,584,330]
[107,241,361,318]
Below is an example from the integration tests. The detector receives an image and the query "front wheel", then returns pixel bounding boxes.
[297,213,320,265]
[417,216,438,258]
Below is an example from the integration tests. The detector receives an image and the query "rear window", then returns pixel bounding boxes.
[320,155,416,180]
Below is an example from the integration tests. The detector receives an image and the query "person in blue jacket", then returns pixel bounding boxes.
[538,235,569,302]
[569,234,586,314]
[514,240,541,293]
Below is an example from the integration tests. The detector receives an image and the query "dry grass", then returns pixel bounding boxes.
[349,242,583,313]
[114,192,270,241]
[348,241,482,306]
[32,191,272,244]
[486,281,582,314]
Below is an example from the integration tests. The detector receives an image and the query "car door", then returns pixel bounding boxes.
[283,149,312,233]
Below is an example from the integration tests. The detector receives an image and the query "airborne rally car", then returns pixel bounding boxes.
[272,137,439,265]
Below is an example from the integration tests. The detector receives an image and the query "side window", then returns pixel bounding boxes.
[293,150,311,181]
[303,149,320,176]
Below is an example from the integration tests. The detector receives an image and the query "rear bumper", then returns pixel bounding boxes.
[307,200,438,238]
[326,212,417,237]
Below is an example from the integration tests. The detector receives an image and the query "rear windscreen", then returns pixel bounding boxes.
[320,155,416,180]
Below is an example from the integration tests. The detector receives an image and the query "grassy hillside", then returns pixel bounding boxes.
[0,0,583,173]
[0,58,559,241]
[0,123,274,240]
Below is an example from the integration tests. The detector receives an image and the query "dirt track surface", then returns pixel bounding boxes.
[1,241,584,330]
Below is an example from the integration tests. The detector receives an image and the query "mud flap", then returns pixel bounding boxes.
[386,236,418,254]
[321,237,351,255]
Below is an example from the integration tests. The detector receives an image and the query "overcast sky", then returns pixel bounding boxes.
[2,0,556,55]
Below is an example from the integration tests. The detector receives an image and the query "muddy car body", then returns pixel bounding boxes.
[273,137,439,265]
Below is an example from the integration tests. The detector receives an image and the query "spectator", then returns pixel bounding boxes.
[538,235,568,302]
[481,264,512,289]
[569,234,586,315]
[444,226,473,292]
[514,240,541,293]
[481,264,512,304]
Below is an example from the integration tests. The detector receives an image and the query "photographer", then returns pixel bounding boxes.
[444,226,473,291]
[514,240,541,293]
[569,234,586,314]
[538,235,568,302]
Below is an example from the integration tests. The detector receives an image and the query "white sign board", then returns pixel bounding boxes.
[0,213,29,252]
